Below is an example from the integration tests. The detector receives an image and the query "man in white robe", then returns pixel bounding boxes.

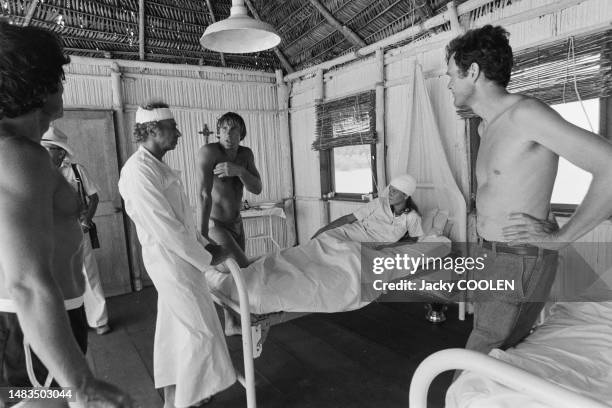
[118,102,235,408]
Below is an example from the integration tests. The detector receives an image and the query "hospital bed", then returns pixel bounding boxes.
[212,227,460,408]
[408,301,612,408]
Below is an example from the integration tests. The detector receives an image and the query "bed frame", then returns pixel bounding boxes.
[212,254,464,408]
[408,348,610,408]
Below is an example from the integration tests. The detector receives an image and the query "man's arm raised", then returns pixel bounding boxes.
[504,100,612,247]
[0,143,131,407]
[212,148,262,194]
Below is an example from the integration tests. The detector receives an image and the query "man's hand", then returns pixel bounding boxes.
[503,212,565,250]
[76,377,133,407]
[213,162,243,178]
[205,243,230,265]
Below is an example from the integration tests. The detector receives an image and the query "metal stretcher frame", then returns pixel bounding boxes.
[212,246,464,408]
[408,348,610,408]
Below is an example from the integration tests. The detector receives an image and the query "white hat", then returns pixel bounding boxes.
[41,127,74,158]
[389,174,417,196]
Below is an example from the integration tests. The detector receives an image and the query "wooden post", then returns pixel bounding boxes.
[276,69,297,246]
[313,69,331,226]
[22,0,39,26]
[375,48,387,191]
[111,63,143,291]
[139,0,145,60]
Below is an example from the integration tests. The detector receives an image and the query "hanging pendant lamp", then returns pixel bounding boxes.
[200,0,281,54]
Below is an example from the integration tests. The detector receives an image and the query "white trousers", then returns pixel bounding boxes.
[82,235,108,328]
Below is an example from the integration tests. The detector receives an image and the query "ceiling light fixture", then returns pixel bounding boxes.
[200,0,280,54]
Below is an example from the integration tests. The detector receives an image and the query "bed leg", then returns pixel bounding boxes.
[458,301,465,321]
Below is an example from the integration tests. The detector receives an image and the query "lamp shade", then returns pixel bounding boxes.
[200,1,281,54]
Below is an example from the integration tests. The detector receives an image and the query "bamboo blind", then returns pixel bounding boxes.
[312,90,376,151]
[509,29,612,105]
[457,29,612,118]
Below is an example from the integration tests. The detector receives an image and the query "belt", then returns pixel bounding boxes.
[479,239,556,256]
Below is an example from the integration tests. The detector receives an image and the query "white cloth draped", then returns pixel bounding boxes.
[206,200,438,314]
[446,302,612,408]
[118,146,235,407]
[386,60,466,241]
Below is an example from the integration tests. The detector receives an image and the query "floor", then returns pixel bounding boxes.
[87,287,472,408]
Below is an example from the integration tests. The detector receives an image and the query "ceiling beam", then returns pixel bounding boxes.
[139,0,145,60]
[23,0,40,26]
[205,0,227,67]
[308,0,367,48]
[413,0,434,20]
[244,0,295,73]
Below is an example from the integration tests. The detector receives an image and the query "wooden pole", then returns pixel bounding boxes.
[205,0,227,67]
[23,0,39,26]
[375,48,387,190]
[243,0,294,73]
[276,69,297,246]
[138,0,145,60]
[308,0,367,48]
[110,63,143,291]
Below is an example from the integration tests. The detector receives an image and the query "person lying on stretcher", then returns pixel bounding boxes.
[205,174,425,316]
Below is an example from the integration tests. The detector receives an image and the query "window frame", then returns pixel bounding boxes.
[319,143,378,202]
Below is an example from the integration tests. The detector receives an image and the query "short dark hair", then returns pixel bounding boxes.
[133,102,170,142]
[446,25,513,88]
[217,112,246,140]
[0,22,70,119]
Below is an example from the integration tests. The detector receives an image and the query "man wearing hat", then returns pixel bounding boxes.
[118,102,235,408]
[42,126,111,336]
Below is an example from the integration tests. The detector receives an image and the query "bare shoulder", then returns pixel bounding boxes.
[511,96,558,122]
[0,137,55,191]
[198,142,222,161]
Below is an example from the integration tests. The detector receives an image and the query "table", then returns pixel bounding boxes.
[241,206,286,250]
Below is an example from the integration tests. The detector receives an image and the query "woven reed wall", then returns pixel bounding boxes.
[62,58,291,254]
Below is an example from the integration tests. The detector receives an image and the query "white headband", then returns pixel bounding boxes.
[135,107,174,124]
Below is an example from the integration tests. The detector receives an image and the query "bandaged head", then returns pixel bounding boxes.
[389,174,417,196]
[135,106,174,124]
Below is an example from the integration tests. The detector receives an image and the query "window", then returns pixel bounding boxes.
[550,99,599,207]
[313,91,377,200]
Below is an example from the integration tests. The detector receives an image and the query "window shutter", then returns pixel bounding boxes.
[312,90,376,151]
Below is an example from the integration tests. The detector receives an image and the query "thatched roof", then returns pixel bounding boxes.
[1,0,466,72]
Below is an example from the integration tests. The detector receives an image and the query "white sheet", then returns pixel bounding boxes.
[446,302,612,408]
[205,227,451,315]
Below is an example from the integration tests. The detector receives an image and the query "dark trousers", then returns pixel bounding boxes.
[0,306,88,393]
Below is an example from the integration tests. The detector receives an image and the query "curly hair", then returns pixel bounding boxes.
[217,112,246,140]
[133,102,170,142]
[446,25,513,88]
[0,22,70,119]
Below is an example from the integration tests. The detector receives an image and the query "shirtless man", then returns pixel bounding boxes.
[0,22,131,407]
[198,112,262,267]
[445,25,612,353]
